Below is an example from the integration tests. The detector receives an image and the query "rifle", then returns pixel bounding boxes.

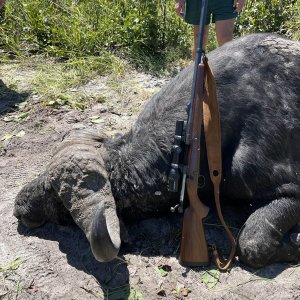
[168,0,236,269]
[179,59,209,266]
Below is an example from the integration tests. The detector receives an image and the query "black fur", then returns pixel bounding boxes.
[15,33,300,268]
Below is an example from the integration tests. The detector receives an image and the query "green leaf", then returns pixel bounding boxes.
[55,98,66,105]
[128,286,143,300]
[1,133,14,141]
[15,101,28,109]
[0,258,24,272]
[90,115,102,124]
[16,278,24,293]
[91,119,102,124]
[155,264,171,277]
[16,130,26,138]
[58,94,72,100]
[200,269,220,289]
[90,115,99,119]
[103,285,143,300]
[47,100,56,106]
[73,102,85,110]
[3,116,13,122]
[15,112,29,121]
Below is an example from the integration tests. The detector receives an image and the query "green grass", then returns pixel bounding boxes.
[235,0,300,38]
[30,55,126,109]
[0,0,193,73]
[0,52,128,111]
[0,0,299,76]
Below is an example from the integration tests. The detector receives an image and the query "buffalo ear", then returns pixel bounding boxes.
[90,202,121,262]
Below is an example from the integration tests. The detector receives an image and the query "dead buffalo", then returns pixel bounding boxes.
[14,33,300,268]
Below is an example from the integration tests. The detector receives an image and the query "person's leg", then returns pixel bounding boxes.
[215,19,235,46]
[193,25,209,59]
[0,0,5,9]
[184,0,211,59]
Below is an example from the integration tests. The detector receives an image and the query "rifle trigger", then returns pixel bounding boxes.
[170,204,184,213]
[186,103,191,114]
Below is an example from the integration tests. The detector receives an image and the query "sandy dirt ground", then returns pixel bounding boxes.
[0,62,300,300]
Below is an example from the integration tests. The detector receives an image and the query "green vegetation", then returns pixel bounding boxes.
[0,257,24,272]
[28,55,126,109]
[0,0,298,111]
[0,0,191,72]
[0,0,299,72]
[236,0,300,39]
[0,54,126,111]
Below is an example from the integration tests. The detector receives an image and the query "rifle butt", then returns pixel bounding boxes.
[179,207,210,267]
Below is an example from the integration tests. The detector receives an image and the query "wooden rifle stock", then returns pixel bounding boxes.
[168,0,236,270]
[179,63,210,266]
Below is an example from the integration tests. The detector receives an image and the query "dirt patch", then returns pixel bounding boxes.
[0,62,300,300]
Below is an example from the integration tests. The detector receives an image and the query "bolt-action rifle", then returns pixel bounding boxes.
[168,0,236,270]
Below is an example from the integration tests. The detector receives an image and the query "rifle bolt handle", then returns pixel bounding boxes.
[170,204,179,213]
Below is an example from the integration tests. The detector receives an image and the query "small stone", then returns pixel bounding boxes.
[157,289,167,297]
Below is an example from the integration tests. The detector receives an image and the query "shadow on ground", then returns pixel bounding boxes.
[17,222,130,299]
[15,214,183,298]
[0,79,30,115]
[15,205,292,299]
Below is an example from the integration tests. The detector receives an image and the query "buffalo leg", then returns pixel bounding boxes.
[238,197,300,268]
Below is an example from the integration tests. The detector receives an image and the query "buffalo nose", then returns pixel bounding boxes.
[13,208,21,220]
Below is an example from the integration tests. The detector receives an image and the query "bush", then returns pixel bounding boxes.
[0,0,192,70]
[235,0,299,37]
[281,1,300,40]
[0,0,299,71]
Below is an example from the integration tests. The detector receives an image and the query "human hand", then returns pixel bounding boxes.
[175,0,185,18]
[234,0,245,13]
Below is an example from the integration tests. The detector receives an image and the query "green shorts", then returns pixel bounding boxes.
[185,0,237,25]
